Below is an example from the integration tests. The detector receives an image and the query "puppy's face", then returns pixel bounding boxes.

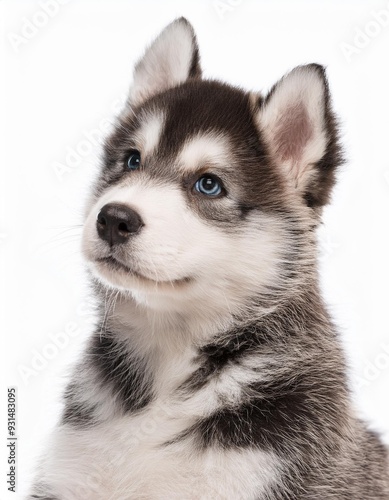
[82,18,341,311]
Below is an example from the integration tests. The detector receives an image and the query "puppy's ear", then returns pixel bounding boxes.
[256,64,343,208]
[128,17,201,107]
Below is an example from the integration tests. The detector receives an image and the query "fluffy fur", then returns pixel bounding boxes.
[29,17,389,500]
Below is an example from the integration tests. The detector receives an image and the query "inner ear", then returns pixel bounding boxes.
[128,18,201,108]
[255,64,342,208]
[275,103,312,172]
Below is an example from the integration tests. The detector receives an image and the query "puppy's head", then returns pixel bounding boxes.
[82,18,342,312]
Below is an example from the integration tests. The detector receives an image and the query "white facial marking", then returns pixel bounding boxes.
[178,133,231,173]
[135,112,165,157]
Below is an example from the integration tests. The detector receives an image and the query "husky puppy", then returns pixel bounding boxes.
[30,17,389,500]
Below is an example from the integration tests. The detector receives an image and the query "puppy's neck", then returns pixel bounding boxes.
[99,279,324,356]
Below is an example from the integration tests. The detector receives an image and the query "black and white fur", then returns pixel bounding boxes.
[30,18,389,500]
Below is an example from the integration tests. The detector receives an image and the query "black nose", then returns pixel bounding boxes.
[96,203,144,245]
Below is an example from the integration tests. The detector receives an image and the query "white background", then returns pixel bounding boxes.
[1,0,389,498]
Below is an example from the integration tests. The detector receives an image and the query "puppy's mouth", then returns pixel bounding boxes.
[95,256,191,287]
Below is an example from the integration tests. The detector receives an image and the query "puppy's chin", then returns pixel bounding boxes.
[90,257,192,294]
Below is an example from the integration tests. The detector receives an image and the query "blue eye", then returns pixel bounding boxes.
[127,151,141,170]
[194,175,223,197]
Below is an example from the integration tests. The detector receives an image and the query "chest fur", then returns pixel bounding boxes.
[43,400,280,500]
